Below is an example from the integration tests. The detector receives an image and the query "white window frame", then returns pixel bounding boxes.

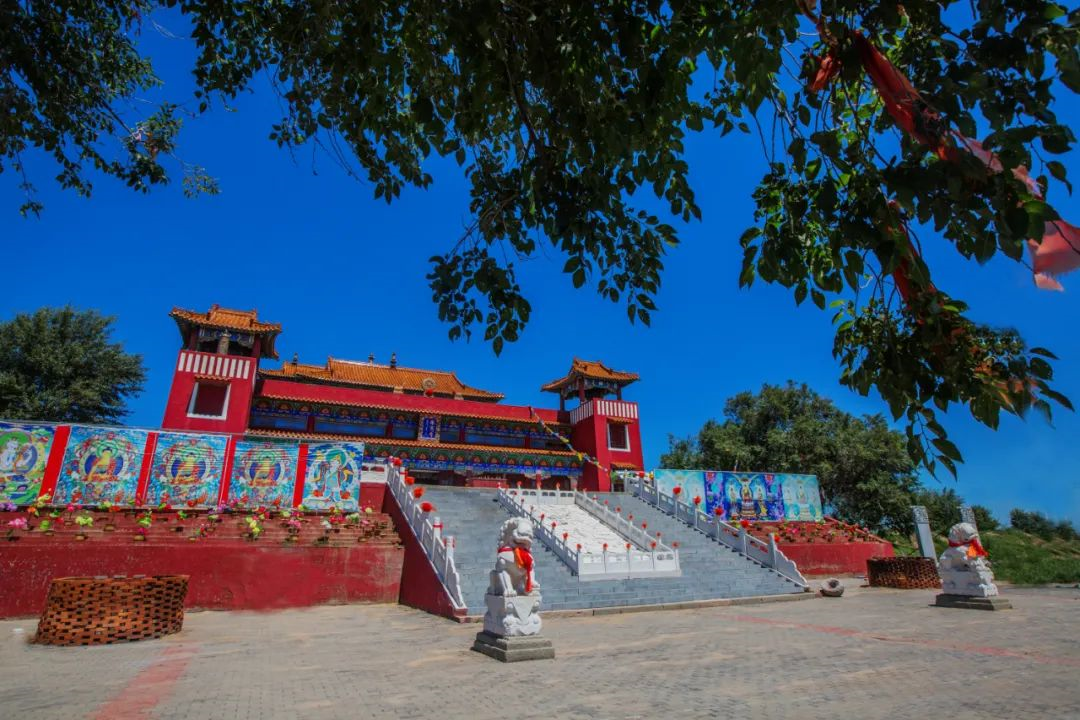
[187,381,231,420]
[607,420,631,452]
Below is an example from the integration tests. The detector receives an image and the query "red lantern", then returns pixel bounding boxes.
[551,521,557,530]
[672,486,682,496]
[625,543,631,550]
[650,541,657,549]
[615,506,621,513]
[562,532,569,541]
[603,543,608,551]
[413,487,424,499]
[392,458,402,467]
[714,507,724,517]
[637,471,645,478]
[641,522,648,530]
[628,514,633,521]
[540,513,545,522]
[420,502,435,513]
[424,388,434,397]
[740,519,751,528]
[576,543,582,551]
[672,541,680,549]
[693,495,702,506]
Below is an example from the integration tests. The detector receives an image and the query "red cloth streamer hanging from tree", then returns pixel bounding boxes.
[808,27,1080,290]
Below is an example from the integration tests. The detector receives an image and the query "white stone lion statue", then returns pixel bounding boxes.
[483,517,543,637]
[938,522,998,597]
[490,517,540,597]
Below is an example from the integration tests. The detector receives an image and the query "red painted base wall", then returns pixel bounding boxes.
[380,490,464,620]
[778,541,895,575]
[0,542,404,619]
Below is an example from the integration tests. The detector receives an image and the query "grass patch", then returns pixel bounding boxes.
[880,529,1080,585]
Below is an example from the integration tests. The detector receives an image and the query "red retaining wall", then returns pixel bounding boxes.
[0,541,404,619]
[380,491,465,621]
[778,540,895,575]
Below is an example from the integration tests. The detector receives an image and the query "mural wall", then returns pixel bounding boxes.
[55,427,148,505]
[0,422,56,505]
[652,469,823,521]
[228,440,299,507]
[302,442,364,512]
[148,433,228,507]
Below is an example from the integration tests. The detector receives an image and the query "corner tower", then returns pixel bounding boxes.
[162,305,282,433]
[541,359,643,492]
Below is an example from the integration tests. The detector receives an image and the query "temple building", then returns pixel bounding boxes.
[161,305,644,490]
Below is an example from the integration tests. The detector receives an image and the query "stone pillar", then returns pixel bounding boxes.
[959,505,977,531]
[912,506,935,559]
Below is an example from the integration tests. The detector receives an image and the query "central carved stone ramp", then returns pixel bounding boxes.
[421,488,805,616]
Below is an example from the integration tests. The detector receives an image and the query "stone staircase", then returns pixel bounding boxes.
[422,487,806,616]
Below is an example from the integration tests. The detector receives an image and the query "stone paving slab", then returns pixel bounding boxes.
[1,586,1077,720]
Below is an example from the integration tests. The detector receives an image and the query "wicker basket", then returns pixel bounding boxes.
[866,556,941,589]
[34,575,189,646]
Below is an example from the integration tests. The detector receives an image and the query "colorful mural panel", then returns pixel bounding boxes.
[302,442,363,512]
[653,468,822,522]
[228,440,299,507]
[148,433,228,507]
[779,474,823,521]
[0,422,55,505]
[56,427,148,505]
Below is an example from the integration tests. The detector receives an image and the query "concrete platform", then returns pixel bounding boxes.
[470,631,555,662]
[933,593,1013,611]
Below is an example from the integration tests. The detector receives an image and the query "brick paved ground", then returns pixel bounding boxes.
[2,585,1077,720]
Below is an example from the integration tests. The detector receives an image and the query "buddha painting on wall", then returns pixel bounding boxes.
[57,427,147,504]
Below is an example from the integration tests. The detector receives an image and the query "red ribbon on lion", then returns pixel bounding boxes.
[499,545,534,593]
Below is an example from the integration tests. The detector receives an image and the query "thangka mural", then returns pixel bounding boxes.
[705,473,785,521]
[0,422,55,505]
[302,442,363,512]
[652,468,822,522]
[56,427,148,505]
[228,440,298,507]
[653,469,705,501]
[148,433,228,508]
[778,474,823,521]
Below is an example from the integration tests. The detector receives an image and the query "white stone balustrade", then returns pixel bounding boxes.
[621,473,808,587]
[497,488,681,581]
[387,464,467,611]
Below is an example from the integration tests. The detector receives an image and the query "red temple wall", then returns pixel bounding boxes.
[0,542,403,618]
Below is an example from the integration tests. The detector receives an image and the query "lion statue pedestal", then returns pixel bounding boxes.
[471,518,555,662]
[934,522,1012,611]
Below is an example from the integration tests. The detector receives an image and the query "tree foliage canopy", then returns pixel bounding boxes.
[660,382,920,532]
[4,0,1078,473]
[0,307,146,424]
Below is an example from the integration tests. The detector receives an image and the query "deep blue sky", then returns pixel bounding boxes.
[3,16,1078,525]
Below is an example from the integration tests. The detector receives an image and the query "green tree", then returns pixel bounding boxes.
[911,487,964,535]
[0,307,146,423]
[971,504,1001,532]
[660,382,920,533]
[4,1,1077,473]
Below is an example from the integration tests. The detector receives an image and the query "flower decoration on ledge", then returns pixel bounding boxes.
[420,502,435,513]
[692,496,702,506]
[615,506,621,513]
[641,522,648,530]
[6,517,28,532]
[412,487,424,499]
